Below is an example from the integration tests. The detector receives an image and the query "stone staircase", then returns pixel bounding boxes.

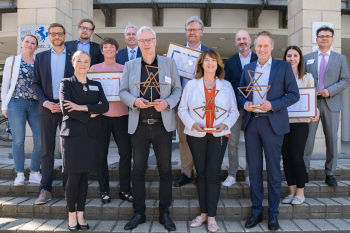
[0,163,350,232]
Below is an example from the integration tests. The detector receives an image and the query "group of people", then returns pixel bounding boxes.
[1,14,349,232]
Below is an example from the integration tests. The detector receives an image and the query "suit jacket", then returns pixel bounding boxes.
[304,50,349,111]
[119,55,182,134]
[116,47,142,65]
[59,75,109,137]
[224,52,258,104]
[64,40,104,66]
[238,58,300,136]
[32,49,75,115]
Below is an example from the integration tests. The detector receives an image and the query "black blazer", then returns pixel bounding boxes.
[59,76,109,138]
[32,49,75,115]
[64,40,104,66]
[224,52,258,104]
[115,47,142,65]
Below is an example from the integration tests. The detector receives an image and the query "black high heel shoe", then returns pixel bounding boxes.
[68,224,79,231]
[119,192,133,202]
[101,192,111,204]
[79,223,90,230]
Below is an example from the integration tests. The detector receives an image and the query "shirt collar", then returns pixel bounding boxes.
[257,56,272,67]
[51,47,66,55]
[318,49,331,56]
[239,51,252,59]
[77,38,92,44]
[186,42,201,51]
[142,55,158,65]
[127,46,138,53]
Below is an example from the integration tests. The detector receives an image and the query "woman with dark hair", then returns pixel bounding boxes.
[178,49,239,232]
[89,37,133,204]
[281,45,319,205]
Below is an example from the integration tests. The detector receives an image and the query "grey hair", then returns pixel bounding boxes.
[136,26,156,39]
[124,23,139,37]
[254,30,274,47]
[185,16,204,30]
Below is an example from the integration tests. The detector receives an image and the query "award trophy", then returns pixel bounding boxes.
[193,88,227,131]
[135,65,168,105]
[237,70,271,108]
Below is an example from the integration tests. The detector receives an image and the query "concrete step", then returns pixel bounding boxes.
[1,163,350,182]
[0,217,350,233]
[0,179,349,199]
[0,196,350,221]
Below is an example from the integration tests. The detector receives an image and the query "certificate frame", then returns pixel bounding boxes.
[87,72,123,101]
[287,87,317,118]
[166,42,202,80]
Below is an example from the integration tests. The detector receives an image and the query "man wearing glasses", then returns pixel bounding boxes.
[304,26,349,187]
[116,23,142,65]
[32,23,74,204]
[173,15,211,188]
[65,19,103,66]
[120,26,181,231]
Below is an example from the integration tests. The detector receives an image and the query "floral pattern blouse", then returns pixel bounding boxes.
[12,59,37,100]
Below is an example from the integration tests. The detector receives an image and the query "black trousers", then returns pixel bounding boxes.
[281,123,309,188]
[187,134,228,217]
[97,115,132,193]
[39,112,67,192]
[66,173,89,212]
[131,122,173,216]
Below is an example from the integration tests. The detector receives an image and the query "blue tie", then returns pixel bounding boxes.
[130,50,135,60]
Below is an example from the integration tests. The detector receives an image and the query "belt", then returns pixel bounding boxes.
[140,118,162,124]
[253,112,268,117]
[317,95,326,99]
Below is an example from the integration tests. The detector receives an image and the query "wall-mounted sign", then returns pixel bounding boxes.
[312,22,333,43]
[18,25,52,55]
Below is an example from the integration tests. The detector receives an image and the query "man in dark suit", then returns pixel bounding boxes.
[64,19,103,66]
[173,15,211,188]
[32,23,74,205]
[238,31,299,230]
[222,30,258,188]
[116,24,142,65]
[303,26,349,186]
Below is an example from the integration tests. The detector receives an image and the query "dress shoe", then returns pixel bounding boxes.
[245,214,262,228]
[281,195,294,204]
[124,213,146,230]
[208,221,220,232]
[305,173,309,183]
[268,215,279,230]
[173,173,191,187]
[119,191,133,202]
[326,175,338,187]
[159,213,176,231]
[222,176,236,187]
[101,192,110,204]
[190,215,207,227]
[68,224,79,231]
[35,190,52,205]
[79,223,89,230]
[291,195,305,205]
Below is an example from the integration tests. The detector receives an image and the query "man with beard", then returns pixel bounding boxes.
[116,23,142,65]
[65,19,103,66]
[32,23,74,204]
[222,30,258,187]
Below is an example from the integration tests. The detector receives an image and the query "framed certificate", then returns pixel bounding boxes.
[87,72,123,101]
[287,87,317,118]
[166,42,202,80]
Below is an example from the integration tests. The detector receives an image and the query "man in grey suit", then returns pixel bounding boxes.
[120,26,181,231]
[304,26,349,187]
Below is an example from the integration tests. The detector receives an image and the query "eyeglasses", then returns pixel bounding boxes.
[317,35,333,39]
[186,29,202,33]
[49,32,65,37]
[126,33,136,37]
[138,38,155,44]
[78,26,93,32]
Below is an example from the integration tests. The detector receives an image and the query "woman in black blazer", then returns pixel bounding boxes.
[59,50,109,231]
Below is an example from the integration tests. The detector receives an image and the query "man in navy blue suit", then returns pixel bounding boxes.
[222,30,258,188]
[116,24,142,65]
[173,16,211,188]
[238,31,299,230]
[32,23,74,205]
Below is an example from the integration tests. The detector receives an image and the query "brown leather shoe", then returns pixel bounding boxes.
[35,189,51,205]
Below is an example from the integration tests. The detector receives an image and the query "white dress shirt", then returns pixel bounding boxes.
[253,56,272,112]
[239,51,252,69]
[186,42,201,51]
[317,49,331,85]
[127,46,139,60]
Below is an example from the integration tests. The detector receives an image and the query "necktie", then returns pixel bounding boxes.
[318,53,327,91]
[130,50,135,60]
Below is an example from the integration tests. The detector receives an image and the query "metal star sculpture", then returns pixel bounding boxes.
[193,88,227,120]
[135,65,168,101]
[237,70,271,99]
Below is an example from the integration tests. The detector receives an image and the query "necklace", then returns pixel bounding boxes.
[82,83,88,91]
[204,79,215,89]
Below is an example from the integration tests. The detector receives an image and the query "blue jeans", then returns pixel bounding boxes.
[7,98,42,172]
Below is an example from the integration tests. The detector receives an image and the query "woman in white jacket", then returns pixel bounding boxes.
[1,35,42,186]
[178,49,239,232]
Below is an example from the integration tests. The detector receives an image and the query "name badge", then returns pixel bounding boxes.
[165,76,171,84]
[307,59,315,65]
[89,85,99,91]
